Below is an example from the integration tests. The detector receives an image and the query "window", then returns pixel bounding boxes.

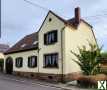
[33,41,38,45]
[21,44,26,48]
[44,53,58,68]
[28,56,37,68]
[44,30,57,45]
[49,18,52,22]
[15,57,23,68]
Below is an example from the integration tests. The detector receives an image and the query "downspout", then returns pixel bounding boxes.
[37,48,39,76]
[61,27,65,83]
[37,44,41,77]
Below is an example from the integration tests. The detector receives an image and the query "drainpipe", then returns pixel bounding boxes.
[61,27,65,83]
[37,47,41,77]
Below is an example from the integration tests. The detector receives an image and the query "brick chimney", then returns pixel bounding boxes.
[75,7,80,24]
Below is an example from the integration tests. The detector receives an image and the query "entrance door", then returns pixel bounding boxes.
[5,57,13,74]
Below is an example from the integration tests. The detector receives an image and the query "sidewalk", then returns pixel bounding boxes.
[0,72,92,90]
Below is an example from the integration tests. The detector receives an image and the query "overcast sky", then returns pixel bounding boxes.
[1,0,107,51]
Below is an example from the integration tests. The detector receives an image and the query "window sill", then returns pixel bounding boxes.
[44,42,57,46]
[16,67,23,68]
[43,66,59,69]
[28,66,37,68]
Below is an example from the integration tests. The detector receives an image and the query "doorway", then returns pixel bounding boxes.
[5,57,13,74]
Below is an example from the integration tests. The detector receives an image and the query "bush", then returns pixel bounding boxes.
[77,74,107,88]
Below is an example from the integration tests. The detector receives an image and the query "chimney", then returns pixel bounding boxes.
[75,7,80,24]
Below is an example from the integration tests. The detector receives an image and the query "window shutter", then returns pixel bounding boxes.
[21,58,23,67]
[28,57,30,67]
[44,34,47,44]
[54,31,57,42]
[35,56,37,67]
[15,59,17,67]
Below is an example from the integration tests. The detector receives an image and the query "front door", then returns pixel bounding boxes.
[5,57,13,74]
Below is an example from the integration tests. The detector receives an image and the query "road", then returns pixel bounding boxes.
[0,73,63,90]
[0,73,91,90]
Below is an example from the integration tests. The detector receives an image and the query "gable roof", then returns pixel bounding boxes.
[38,10,92,33]
[4,10,93,55]
[4,32,38,55]
[50,11,92,28]
[67,18,92,28]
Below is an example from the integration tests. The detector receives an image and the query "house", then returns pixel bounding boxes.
[0,44,9,71]
[4,7,97,82]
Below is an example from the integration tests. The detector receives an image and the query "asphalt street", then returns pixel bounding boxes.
[0,73,91,90]
[0,74,62,90]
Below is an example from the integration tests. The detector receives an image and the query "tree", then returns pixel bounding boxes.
[71,43,102,75]
[101,52,107,58]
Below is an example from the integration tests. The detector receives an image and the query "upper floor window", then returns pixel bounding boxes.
[28,56,37,68]
[15,57,23,68]
[44,30,57,45]
[43,53,58,68]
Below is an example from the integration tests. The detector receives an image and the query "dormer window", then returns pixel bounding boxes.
[21,44,26,48]
[33,41,38,45]
[44,30,57,45]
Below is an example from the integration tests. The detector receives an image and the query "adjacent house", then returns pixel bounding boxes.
[0,44,9,72]
[4,7,97,82]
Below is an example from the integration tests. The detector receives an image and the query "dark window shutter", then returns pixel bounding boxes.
[21,58,23,67]
[54,31,57,42]
[44,34,47,44]
[35,56,37,67]
[28,57,30,67]
[15,59,17,67]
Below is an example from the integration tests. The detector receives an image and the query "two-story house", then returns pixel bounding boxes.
[4,7,97,82]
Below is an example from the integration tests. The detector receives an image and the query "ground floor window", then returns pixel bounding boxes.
[28,56,37,68]
[15,57,23,68]
[44,53,58,68]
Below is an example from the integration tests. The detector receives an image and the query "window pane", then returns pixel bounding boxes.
[44,30,57,45]
[15,57,23,68]
[44,53,58,68]
[28,56,37,68]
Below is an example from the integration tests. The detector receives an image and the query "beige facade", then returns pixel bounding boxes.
[4,50,38,72]
[4,10,97,82]
[39,12,65,74]
[0,53,4,59]
[63,22,96,74]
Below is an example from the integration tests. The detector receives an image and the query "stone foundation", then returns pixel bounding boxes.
[13,71,81,83]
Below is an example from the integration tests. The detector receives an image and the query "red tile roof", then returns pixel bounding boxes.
[4,32,38,54]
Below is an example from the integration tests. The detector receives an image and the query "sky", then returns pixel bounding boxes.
[1,0,107,51]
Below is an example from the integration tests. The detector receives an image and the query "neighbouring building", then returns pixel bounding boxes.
[0,44,9,72]
[4,7,97,82]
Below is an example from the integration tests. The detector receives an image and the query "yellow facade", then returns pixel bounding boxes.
[39,12,65,74]
[63,22,96,74]
[4,11,96,76]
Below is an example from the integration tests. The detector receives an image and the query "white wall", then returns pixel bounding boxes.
[4,50,38,72]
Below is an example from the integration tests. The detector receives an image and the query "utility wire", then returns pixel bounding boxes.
[24,0,107,21]
[24,0,48,11]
